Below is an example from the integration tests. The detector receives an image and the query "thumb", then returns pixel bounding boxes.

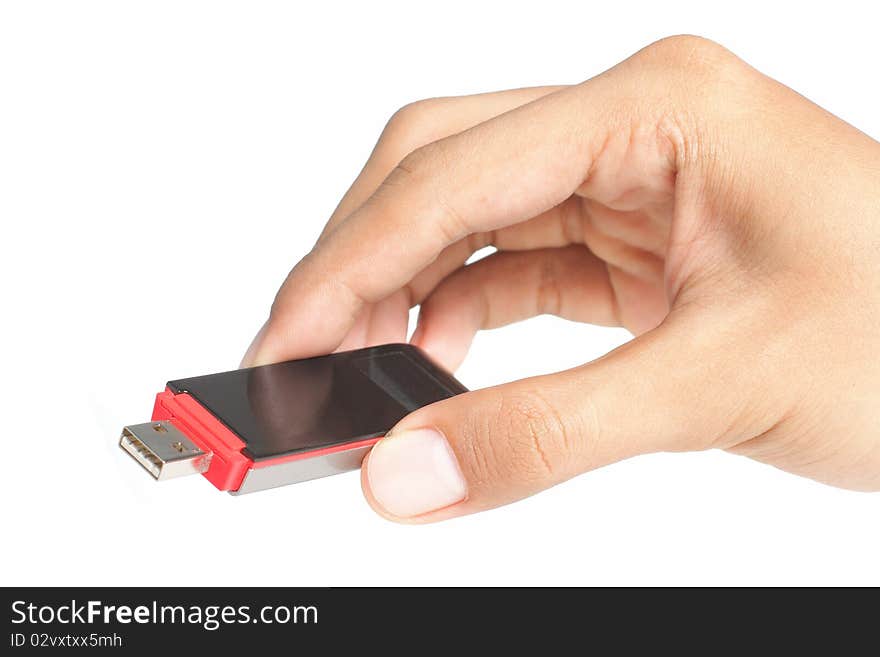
[361,311,769,523]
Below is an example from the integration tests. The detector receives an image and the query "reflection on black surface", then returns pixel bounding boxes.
[243,354,407,457]
[166,345,466,460]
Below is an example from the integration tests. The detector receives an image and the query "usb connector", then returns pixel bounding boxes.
[119,421,212,481]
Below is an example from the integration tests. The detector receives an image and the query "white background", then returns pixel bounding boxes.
[2,0,879,586]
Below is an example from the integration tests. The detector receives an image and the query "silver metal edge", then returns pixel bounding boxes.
[230,443,373,495]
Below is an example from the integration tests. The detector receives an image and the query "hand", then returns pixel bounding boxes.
[243,35,880,522]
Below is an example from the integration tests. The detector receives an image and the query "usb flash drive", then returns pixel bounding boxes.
[119,344,467,495]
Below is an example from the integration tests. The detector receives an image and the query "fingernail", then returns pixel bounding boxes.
[241,320,268,368]
[367,428,467,518]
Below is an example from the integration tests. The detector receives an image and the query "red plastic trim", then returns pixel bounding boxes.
[151,388,251,491]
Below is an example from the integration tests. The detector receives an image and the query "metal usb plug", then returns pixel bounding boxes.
[119,421,212,481]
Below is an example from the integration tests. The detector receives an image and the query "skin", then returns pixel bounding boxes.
[242,35,880,522]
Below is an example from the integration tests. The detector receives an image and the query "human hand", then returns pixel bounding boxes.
[243,36,880,522]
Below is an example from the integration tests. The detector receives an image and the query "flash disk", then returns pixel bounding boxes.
[119,344,467,495]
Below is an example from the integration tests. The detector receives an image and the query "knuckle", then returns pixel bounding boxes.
[624,35,745,106]
[381,144,434,192]
[379,99,443,162]
[454,399,505,486]
[385,143,467,244]
[642,34,735,71]
[613,35,750,167]
[268,252,313,319]
[388,98,439,127]
[535,256,563,317]
[494,389,574,483]
[395,142,434,175]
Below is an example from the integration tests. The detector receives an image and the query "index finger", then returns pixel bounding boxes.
[251,82,619,365]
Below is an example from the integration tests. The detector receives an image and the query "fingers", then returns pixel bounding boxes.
[243,87,564,364]
[327,195,597,359]
[250,83,620,365]
[323,86,565,237]
[335,288,410,352]
[404,195,589,305]
[362,310,760,523]
[411,245,619,371]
